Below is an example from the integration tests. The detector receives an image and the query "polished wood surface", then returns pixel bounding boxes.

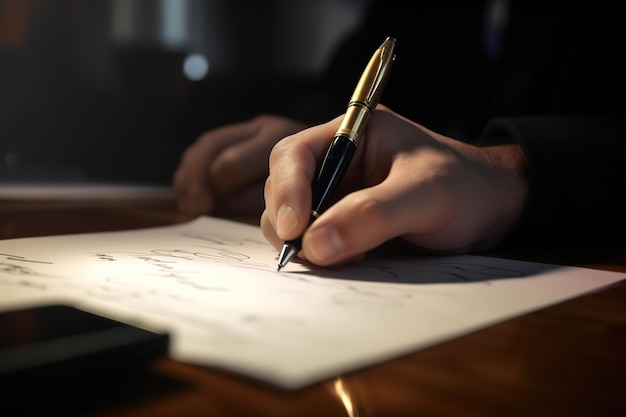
[2,198,626,417]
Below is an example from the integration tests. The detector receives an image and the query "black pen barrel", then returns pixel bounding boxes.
[311,135,357,215]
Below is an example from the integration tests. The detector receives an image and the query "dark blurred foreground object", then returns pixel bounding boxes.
[0,304,170,416]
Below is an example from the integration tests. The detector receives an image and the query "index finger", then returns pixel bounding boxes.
[265,116,343,241]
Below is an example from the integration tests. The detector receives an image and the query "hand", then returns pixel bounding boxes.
[261,105,528,266]
[173,114,307,216]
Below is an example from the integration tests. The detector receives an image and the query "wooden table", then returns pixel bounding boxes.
[2,198,625,417]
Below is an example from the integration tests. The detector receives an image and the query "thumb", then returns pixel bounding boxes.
[300,184,411,266]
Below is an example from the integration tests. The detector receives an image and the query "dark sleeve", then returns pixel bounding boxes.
[484,111,626,249]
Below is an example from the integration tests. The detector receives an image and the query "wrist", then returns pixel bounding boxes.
[478,141,529,247]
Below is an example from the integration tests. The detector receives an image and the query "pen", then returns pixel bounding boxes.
[277,36,397,271]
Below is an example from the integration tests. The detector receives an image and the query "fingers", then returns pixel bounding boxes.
[262,117,343,243]
[301,171,448,266]
[173,153,213,217]
[260,207,366,267]
[210,117,306,196]
[174,121,257,215]
[301,190,400,265]
[174,115,305,216]
[262,165,447,266]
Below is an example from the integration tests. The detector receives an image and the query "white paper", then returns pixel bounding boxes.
[0,216,623,388]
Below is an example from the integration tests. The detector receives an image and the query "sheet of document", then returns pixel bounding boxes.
[0,216,623,389]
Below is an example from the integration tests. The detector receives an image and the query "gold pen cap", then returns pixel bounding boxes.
[336,36,397,142]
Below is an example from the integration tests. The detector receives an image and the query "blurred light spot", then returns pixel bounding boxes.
[332,378,357,417]
[161,0,187,48]
[183,53,209,81]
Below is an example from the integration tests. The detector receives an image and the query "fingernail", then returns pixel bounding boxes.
[307,224,343,261]
[276,204,298,238]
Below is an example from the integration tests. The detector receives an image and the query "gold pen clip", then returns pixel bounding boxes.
[363,36,397,109]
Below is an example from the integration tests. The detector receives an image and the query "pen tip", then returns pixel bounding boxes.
[277,243,298,272]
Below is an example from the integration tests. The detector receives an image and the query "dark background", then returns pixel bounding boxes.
[0,0,368,184]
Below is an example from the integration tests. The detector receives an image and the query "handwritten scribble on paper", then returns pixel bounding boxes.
[0,216,622,389]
